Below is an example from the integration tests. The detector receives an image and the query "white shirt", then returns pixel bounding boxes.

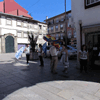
[25,46,30,54]
[49,46,58,56]
[79,50,88,60]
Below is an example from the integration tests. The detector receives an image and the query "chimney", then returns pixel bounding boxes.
[46,16,48,20]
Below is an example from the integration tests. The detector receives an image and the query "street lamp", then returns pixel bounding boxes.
[64,0,67,47]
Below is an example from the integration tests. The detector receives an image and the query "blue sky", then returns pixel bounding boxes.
[0,0,71,22]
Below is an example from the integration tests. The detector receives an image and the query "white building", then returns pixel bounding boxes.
[71,0,100,66]
[0,12,47,53]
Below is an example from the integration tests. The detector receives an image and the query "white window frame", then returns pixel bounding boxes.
[6,18,12,25]
[23,21,28,28]
[23,32,28,38]
[34,25,38,29]
[17,20,22,26]
[86,0,100,6]
[17,31,22,38]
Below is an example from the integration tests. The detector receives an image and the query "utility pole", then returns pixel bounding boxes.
[64,0,67,47]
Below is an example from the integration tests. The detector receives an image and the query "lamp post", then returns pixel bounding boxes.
[64,0,67,47]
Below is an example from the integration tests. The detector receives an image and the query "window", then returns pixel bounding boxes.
[6,18,12,25]
[86,0,99,5]
[56,18,59,23]
[60,33,63,40]
[51,20,54,24]
[43,26,46,30]
[55,25,58,29]
[85,0,100,8]
[17,20,22,26]
[61,16,64,21]
[51,26,53,31]
[60,24,63,29]
[23,21,27,27]
[23,32,28,38]
[39,25,42,29]
[17,31,22,37]
[56,34,59,40]
[34,25,38,29]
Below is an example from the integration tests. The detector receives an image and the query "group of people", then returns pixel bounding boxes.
[37,43,69,74]
[24,43,89,74]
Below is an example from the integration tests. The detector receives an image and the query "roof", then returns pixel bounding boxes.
[44,10,71,21]
[0,12,47,24]
[0,0,32,18]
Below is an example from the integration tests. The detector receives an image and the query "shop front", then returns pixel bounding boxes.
[83,24,100,68]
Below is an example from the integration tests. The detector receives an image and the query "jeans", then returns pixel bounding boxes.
[26,54,30,64]
[80,59,87,72]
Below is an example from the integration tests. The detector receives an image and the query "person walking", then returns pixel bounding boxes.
[60,44,69,73]
[78,45,89,73]
[49,43,58,74]
[24,44,30,66]
[38,44,44,67]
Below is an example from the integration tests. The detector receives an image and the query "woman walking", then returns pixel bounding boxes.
[60,44,69,73]
[38,44,44,67]
[78,45,89,73]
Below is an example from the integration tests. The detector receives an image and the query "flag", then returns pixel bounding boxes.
[15,47,25,59]
[42,42,47,55]
[46,35,51,39]
[53,42,60,48]
[51,36,56,40]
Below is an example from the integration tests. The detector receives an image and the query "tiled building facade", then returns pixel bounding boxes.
[45,10,76,45]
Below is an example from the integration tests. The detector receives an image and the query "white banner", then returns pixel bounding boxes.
[15,47,25,59]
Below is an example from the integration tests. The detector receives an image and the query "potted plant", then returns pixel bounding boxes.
[27,32,38,60]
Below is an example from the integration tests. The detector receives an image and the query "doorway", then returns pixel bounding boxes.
[5,36,15,53]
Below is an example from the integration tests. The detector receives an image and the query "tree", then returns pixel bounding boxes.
[27,32,38,52]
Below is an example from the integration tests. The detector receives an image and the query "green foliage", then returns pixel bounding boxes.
[27,32,38,52]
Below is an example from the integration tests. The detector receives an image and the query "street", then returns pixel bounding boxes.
[0,53,100,100]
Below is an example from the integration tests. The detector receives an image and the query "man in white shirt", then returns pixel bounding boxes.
[49,43,58,74]
[24,44,30,66]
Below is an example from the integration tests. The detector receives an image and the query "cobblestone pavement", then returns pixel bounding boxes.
[0,53,100,100]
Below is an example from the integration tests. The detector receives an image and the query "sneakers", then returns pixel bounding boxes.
[27,63,29,66]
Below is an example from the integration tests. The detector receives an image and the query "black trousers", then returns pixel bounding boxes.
[80,59,87,72]
[39,56,44,66]
[26,54,30,64]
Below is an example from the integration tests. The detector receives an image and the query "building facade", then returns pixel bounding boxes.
[0,0,47,53]
[45,10,76,45]
[71,0,100,66]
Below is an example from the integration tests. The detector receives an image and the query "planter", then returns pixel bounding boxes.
[30,51,38,60]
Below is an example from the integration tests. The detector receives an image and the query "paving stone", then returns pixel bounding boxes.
[95,89,100,98]
[57,89,75,99]
[36,82,62,94]
[81,83,100,95]
[68,96,85,100]
[77,91,100,100]
[0,83,8,89]
[28,86,66,100]
[2,79,16,86]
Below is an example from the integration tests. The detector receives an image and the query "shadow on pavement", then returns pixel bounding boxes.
[0,54,100,99]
